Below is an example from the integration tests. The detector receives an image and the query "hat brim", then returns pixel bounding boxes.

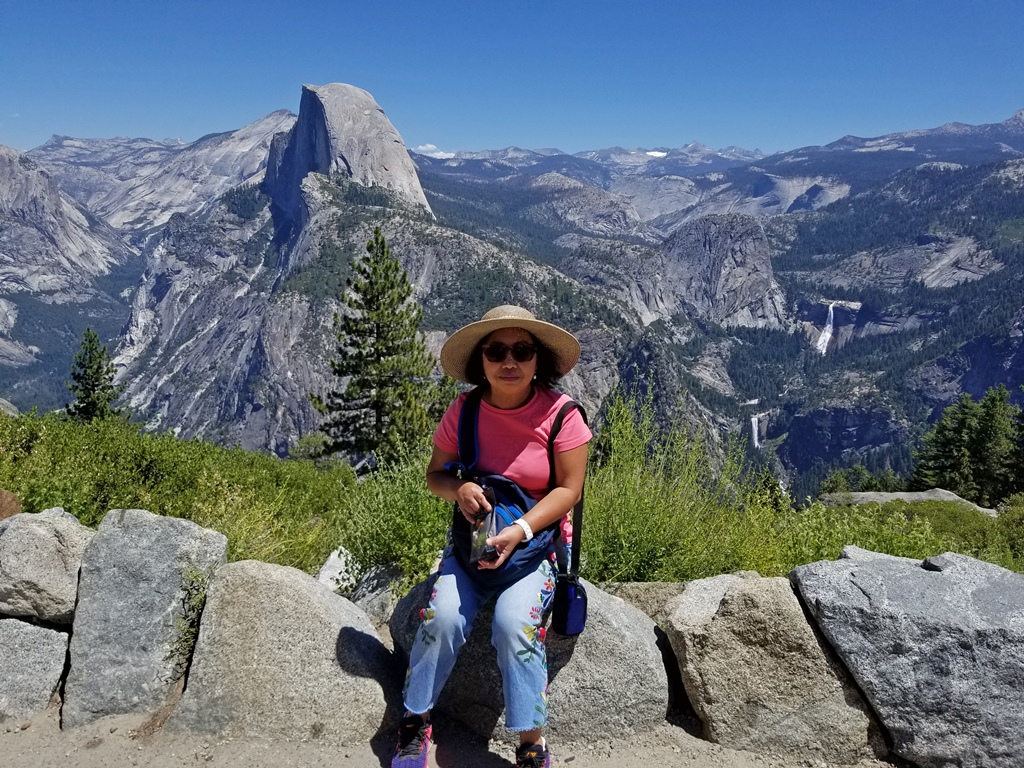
[439,316,581,383]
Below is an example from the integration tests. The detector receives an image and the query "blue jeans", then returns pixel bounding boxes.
[402,548,556,731]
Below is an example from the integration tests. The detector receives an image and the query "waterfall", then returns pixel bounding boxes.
[751,415,760,449]
[816,302,835,355]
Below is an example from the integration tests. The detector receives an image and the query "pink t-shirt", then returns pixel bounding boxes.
[434,387,592,502]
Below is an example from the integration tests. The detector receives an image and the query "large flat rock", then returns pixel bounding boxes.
[62,509,227,729]
[792,551,1024,768]
[665,572,885,764]
[169,560,394,743]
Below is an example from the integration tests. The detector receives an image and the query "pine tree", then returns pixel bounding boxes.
[911,394,980,501]
[970,385,1018,506]
[1010,386,1024,497]
[313,227,447,467]
[67,327,125,422]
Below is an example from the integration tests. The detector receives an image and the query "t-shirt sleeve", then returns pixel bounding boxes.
[433,395,463,454]
[553,404,592,453]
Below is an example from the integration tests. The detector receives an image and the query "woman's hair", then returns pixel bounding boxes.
[465,331,561,389]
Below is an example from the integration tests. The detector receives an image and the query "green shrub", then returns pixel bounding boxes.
[584,392,785,582]
[778,501,943,565]
[0,413,356,574]
[997,494,1024,559]
[1,401,1019,592]
[888,500,993,553]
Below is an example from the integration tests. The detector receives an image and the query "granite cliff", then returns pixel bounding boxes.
[264,83,431,231]
[0,146,135,377]
[4,91,1024,490]
[29,110,296,234]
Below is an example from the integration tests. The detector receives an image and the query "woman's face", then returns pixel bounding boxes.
[481,328,537,406]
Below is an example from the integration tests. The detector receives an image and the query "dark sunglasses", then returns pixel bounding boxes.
[482,342,537,363]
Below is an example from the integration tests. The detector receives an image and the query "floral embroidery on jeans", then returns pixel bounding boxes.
[533,687,549,727]
[418,607,436,645]
[517,573,553,663]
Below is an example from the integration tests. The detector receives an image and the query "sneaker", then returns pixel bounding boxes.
[391,714,432,768]
[515,741,552,768]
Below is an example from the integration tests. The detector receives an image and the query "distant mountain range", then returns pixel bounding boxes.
[2,89,1022,495]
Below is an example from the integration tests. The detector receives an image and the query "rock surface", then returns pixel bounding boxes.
[791,551,1024,768]
[390,575,669,742]
[28,110,296,233]
[0,507,94,623]
[597,581,689,625]
[665,572,885,764]
[660,214,788,329]
[820,488,997,517]
[349,564,404,630]
[0,619,68,721]
[170,560,394,743]
[0,146,132,305]
[62,509,227,729]
[264,82,430,228]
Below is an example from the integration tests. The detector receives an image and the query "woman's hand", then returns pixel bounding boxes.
[478,525,526,569]
[455,482,491,523]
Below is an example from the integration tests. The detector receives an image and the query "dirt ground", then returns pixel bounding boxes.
[2,708,892,768]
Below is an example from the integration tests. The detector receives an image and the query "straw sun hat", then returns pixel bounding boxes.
[439,305,581,383]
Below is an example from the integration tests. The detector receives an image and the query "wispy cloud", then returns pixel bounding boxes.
[412,143,454,159]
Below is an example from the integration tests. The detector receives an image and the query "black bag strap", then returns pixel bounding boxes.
[453,387,486,475]
[549,400,588,578]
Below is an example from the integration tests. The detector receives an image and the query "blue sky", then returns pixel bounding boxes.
[2,0,1022,156]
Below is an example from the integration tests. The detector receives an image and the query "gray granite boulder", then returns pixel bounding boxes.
[390,574,668,742]
[62,509,227,729]
[0,618,69,721]
[0,507,94,623]
[350,564,403,627]
[792,551,1024,768]
[597,581,688,624]
[820,489,996,517]
[170,560,395,743]
[665,572,886,764]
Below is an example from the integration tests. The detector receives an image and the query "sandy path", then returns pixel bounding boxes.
[2,708,890,768]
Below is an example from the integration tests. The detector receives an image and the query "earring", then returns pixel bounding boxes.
[533,374,537,380]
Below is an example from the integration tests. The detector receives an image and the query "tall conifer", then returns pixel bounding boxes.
[313,227,445,466]
[971,385,1018,506]
[911,387,1023,505]
[911,394,980,500]
[67,327,125,422]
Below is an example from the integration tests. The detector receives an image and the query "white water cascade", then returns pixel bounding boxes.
[751,415,761,449]
[816,302,836,355]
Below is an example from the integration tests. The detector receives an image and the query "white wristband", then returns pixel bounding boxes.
[513,518,534,542]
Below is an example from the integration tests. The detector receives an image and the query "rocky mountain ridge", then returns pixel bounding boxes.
[3,89,1023,491]
[29,110,296,235]
[109,83,628,452]
[0,145,136,381]
[264,83,431,232]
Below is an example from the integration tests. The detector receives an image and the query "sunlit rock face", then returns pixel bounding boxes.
[659,214,788,329]
[264,83,431,229]
[0,146,130,299]
[29,110,296,234]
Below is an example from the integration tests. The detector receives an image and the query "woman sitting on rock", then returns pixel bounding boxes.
[392,305,591,768]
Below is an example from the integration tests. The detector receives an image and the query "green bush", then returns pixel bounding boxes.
[0,413,357,574]
[778,501,943,566]
[997,494,1024,559]
[0,401,1019,593]
[584,393,785,582]
[888,500,993,553]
